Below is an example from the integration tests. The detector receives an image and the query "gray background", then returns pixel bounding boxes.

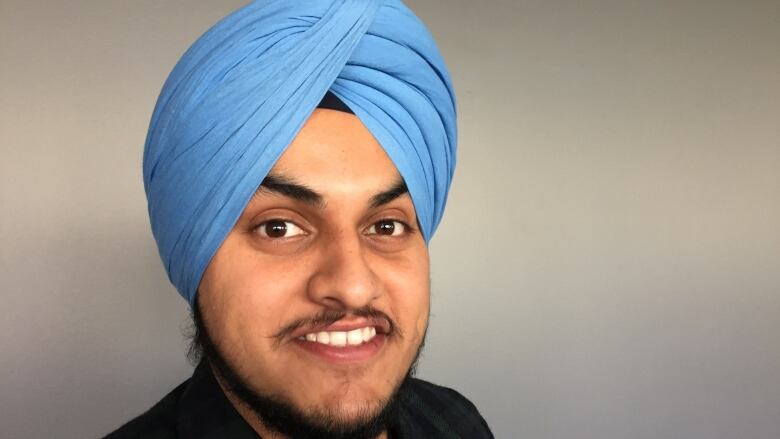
[1,1,778,438]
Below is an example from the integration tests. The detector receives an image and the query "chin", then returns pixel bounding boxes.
[284,363,399,416]
[315,395,389,426]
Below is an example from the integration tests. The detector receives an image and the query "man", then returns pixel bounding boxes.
[106,1,492,438]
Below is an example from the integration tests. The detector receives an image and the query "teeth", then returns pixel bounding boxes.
[301,326,378,347]
[347,328,363,345]
[316,331,329,344]
[330,331,347,346]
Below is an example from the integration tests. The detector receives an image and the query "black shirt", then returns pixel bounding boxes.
[104,361,493,438]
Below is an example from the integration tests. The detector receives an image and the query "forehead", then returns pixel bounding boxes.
[270,109,401,191]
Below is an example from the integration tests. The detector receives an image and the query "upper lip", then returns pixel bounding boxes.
[290,317,391,340]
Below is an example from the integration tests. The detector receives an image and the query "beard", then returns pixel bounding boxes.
[188,299,426,439]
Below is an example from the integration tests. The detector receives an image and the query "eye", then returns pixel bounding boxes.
[366,220,407,237]
[256,219,306,239]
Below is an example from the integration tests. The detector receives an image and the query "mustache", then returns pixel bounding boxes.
[272,306,399,346]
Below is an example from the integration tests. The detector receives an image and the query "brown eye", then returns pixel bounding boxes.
[257,220,304,239]
[367,220,406,237]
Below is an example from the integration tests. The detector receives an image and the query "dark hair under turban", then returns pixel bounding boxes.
[143,0,457,306]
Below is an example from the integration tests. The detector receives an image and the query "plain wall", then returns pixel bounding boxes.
[1,1,778,438]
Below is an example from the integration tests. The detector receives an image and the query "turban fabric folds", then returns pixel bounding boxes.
[143,0,457,305]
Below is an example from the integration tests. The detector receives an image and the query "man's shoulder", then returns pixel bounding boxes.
[397,377,494,438]
[102,380,189,439]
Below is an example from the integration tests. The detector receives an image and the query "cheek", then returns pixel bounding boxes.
[200,239,313,353]
[373,249,430,336]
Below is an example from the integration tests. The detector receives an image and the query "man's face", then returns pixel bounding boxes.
[197,108,430,433]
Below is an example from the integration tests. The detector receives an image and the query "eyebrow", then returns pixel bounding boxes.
[256,173,408,209]
[369,178,408,208]
[258,174,324,208]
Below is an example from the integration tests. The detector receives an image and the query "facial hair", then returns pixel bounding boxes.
[190,301,427,439]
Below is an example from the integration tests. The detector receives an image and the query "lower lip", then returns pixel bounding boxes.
[294,334,386,364]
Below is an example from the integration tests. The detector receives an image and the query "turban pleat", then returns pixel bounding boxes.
[143,0,457,305]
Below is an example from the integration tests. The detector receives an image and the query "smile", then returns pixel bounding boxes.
[292,322,387,363]
[298,326,378,347]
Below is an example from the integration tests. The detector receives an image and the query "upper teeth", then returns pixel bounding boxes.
[300,327,377,347]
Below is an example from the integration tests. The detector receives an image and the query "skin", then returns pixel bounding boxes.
[197,108,430,439]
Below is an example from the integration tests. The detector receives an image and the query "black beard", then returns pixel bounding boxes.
[188,299,426,439]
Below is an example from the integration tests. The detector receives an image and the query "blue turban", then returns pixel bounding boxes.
[143,0,457,306]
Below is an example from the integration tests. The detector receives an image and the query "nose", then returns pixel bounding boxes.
[306,231,381,310]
